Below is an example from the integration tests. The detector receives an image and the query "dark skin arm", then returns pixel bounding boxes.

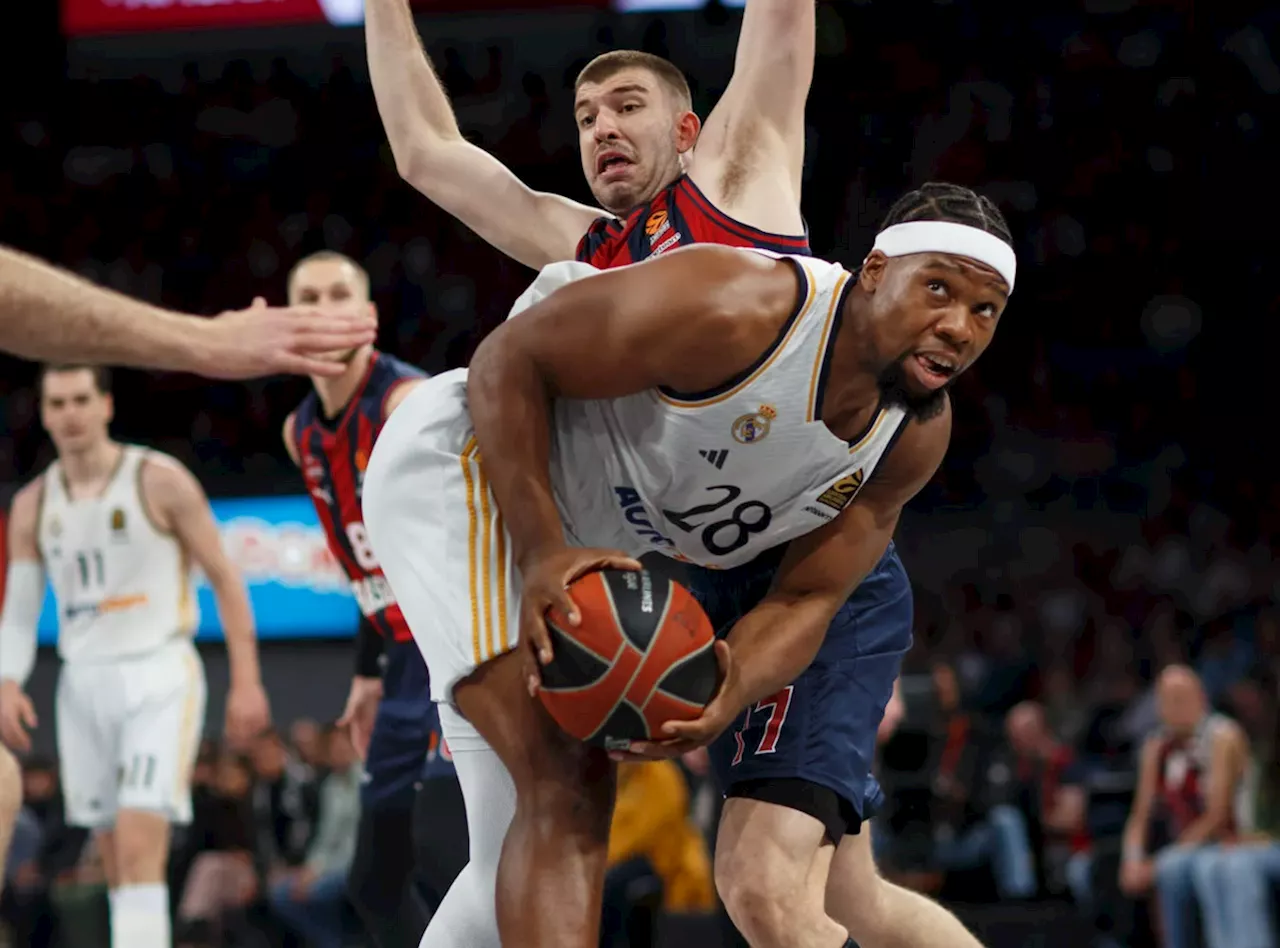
[620,408,951,759]
[467,246,802,688]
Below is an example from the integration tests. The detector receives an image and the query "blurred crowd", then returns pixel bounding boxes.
[1,0,1278,945]
[2,721,365,948]
[875,650,1279,948]
[0,721,717,948]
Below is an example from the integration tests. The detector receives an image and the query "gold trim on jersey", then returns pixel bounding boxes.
[171,646,203,806]
[135,450,173,537]
[849,408,889,454]
[806,270,853,422]
[460,438,512,666]
[656,259,818,408]
[177,548,198,635]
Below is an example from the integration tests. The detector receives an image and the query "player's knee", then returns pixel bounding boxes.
[111,810,171,882]
[827,871,892,939]
[715,848,809,944]
[519,754,613,845]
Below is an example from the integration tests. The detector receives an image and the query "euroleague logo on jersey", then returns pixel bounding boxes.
[109,507,129,542]
[645,208,680,255]
[731,404,777,444]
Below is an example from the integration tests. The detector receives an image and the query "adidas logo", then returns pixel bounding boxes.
[699,449,728,470]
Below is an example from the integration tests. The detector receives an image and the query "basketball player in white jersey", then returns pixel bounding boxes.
[0,364,272,948]
[0,243,376,378]
[361,205,1016,946]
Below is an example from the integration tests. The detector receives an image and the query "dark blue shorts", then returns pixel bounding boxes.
[688,542,913,838]
[363,640,455,808]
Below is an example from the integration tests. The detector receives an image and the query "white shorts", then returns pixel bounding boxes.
[55,638,206,828]
[363,369,523,752]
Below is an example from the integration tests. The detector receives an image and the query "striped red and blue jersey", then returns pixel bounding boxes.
[576,174,810,268]
[292,350,424,643]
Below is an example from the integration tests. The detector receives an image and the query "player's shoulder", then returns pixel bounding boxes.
[375,351,429,383]
[1208,713,1248,751]
[137,449,200,498]
[9,473,47,522]
[656,243,812,294]
[864,400,953,501]
[291,389,320,430]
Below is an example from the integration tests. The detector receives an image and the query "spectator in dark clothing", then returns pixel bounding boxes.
[1005,702,1088,894]
[0,758,77,948]
[268,726,362,948]
[250,728,320,873]
[929,663,1037,898]
[175,751,259,948]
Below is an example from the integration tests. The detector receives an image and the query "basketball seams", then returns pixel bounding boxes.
[603,568,666,651]
[540,620,625,694]
[650,636,717,705]
[631,579,682,712]
[585,571,670,741]
[538,569,717,745]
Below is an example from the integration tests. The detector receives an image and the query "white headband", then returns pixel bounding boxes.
[871,220,1016,292]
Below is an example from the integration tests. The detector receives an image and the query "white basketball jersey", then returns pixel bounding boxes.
[544,253,910,569]
[37,446,198,663]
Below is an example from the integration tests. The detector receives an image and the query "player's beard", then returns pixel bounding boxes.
[877,355,951,421]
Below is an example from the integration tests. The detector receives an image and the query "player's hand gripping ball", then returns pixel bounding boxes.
[538,568,719,749]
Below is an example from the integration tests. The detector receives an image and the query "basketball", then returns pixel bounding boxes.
[538,567,719,749]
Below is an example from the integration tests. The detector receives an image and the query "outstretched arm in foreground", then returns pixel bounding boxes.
[0,245,376,378]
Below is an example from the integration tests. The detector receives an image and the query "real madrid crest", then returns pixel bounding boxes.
[731,404,776,445]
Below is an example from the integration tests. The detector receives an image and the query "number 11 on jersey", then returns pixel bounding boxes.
[76,549,105,589]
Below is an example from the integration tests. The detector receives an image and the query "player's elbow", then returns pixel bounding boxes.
[391,133,466,201]
[772,593,838,673]
[392,142,436,194]
[469,328,541,402]
[205,560,247,603]
[1203,800,1234,835]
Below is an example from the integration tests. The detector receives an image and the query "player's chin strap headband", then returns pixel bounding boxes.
[870,221,1017,293]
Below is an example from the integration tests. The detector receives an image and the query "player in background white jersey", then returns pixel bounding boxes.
[0,364,272,948]
[362,197,1016,947]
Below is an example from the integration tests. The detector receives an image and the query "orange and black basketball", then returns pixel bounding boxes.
[538,567,718,749]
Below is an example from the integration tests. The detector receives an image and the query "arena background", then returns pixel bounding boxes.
[1,0,1276,946]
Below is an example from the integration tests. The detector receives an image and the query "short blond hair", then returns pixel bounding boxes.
[287,251,370,301]
[575,50,692,112]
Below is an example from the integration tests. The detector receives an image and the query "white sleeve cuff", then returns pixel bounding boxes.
[0,560,45,687]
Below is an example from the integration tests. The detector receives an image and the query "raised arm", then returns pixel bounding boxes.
[143,457,271,746]
[468,247,798,571]
[691,0,815,225]
[365,0,600,269]
[0,247,375,379]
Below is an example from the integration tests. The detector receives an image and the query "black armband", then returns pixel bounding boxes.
[354,616,386,679]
